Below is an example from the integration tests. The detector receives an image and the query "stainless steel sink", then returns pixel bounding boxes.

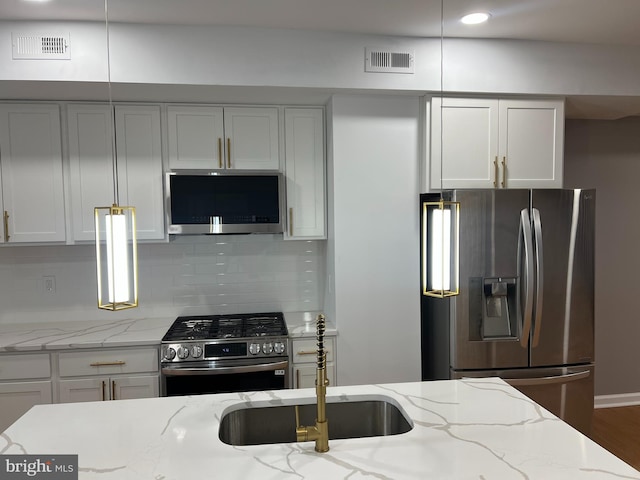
[219,399,413,446]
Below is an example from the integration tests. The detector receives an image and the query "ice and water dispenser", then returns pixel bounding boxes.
[469,277,519,340]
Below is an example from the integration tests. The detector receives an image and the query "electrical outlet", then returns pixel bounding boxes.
[43,275,56,294]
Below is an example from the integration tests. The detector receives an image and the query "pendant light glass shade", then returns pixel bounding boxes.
[95,204,138,310]
[422,200,460,298]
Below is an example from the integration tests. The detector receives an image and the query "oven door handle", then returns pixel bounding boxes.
[161,360,289,376]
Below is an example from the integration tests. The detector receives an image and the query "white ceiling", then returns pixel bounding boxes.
[3,0,640,46]
[2,0,640,119]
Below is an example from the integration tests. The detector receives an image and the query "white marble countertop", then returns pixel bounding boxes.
[0,317,175,352]
[1,378,637,479]
[284,311,337,338]
[0,311,334,352]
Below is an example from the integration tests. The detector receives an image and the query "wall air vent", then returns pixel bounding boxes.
[365,47,414,74]
[12,33,70,60]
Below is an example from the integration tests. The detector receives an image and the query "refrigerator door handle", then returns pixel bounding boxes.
[504,370,590,387]
[532,208,544,348]
[518,208,534,347]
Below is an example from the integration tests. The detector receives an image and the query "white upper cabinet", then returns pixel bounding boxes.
[167,105,279,170]
[223,107,279,170]
[167,105,224,169]
[498,99,564,189]
[67,104,164,241]
[0,104,66,243]
[67,104,115,241]
[114,105,164,240]
[429,97,564,190]
[284,108,326,239]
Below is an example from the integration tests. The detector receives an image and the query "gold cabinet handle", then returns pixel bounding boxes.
[101,380,106,401]
[217,138,223,168]
[502,156,507,188]
[112,380,116,400]
[3,211,9,242]
[90,361,126,367]
[297,349,329,355]
[493,157,498,188]
[289,208,293,236]
[226,138,231,168]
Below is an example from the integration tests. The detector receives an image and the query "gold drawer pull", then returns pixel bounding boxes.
[3,211,9,242]
[289,207,293,236]
[501,156,507,188]
[297,350,329,356]
[90,361,126,367]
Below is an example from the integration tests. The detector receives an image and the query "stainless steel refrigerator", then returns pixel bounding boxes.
[420,189,595,435]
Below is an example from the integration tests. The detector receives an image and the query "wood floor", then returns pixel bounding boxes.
[590,405,640,471]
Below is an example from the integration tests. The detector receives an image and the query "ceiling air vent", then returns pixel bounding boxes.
[365,47,414,74]
[11,32,70,60]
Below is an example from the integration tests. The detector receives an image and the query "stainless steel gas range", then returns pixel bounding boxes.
[160,312,290,396]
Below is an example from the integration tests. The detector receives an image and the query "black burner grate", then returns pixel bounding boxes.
[162,312,287,341]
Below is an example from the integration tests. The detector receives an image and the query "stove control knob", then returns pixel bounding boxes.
[177,346,190,360]
[249,343,261,355]
[274,342,286,354]
[164,347,176,361]
[262,342,274,355]
[190,345,203,359]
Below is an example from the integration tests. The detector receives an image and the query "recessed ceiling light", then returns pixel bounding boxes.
[460,12,491,25]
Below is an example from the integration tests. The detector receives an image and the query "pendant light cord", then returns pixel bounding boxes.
[104,0,120,206]
[439,0,444,202]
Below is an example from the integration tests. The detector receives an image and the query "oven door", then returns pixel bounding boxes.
[161,357,289,396]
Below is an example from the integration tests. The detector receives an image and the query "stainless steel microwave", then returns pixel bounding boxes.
[165,170,285,235]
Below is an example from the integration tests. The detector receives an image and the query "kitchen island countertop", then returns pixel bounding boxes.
[1,378,637,479]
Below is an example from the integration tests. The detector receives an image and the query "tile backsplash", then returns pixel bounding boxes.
[0,235,325,323]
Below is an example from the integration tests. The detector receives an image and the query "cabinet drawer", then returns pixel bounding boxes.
[291,338,335,364]
[58,348,159,377]
[0,354,51,380]
[293,364,336,389]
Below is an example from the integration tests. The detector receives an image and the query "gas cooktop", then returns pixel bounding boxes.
[162,312,288,342]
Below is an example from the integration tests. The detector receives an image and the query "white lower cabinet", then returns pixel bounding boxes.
[0,381,52,432]
[57,347,159,404]
[0,353,53,432]
[58,375,158,403]
[291,337,336,389]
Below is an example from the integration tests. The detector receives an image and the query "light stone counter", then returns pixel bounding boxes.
[0,317,175,352]
[0,312,333,352]
[1,378,637,479]
[284,311,337,338]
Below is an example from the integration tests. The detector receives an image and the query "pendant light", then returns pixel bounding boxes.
[422,0,460,298]
[94,0,138,311]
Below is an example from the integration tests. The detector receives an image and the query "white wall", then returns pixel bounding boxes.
[5,22,640,99]
[0,235,325,323]
[564,117,640,396]
[328,94,421,386]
